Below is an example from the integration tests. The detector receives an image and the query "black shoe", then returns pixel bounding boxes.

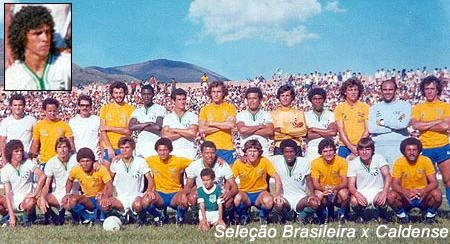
[276,213,286,224]
[239,215,250,225]
[259,217,268,225]
[424,216,436,224]
[175,217,184,227]
[153,217,163,227]
[296,215,308,225]
[338,214,346,224]
[23,221,32,228]
[397,215,409,224]
[355,216,364,224]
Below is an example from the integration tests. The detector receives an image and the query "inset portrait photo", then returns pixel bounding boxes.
[4,3,72,91]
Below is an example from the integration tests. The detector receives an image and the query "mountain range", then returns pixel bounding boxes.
[0,39,229,85]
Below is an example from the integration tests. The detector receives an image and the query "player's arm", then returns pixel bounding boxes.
[162,126,181,140]
[0,136,7,165]
[391,177,412,200]
[182,177,195,196]
[348,175,367,206]
[335,120,357,154]
[199,120,220,135]
[308,122,338,139]
[28,139,40,160]
[334,175,348,192]
[143,172,157,199]
[102,120,131,136]
[207,115,236,130]
[68,136,76,154]
[100,119,114,150]
[32,167,47,199]
[271,172,284,205]
[140,116,164,135]
[3,182,17,227]
[420,173,439,196]
[375,165,391,206]
[171,124,199,141]
[411,117,449,133]
[222,178,238,203]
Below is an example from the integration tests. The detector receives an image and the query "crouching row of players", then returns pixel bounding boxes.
[0,135,442,228]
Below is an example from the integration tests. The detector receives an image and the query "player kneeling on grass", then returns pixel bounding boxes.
[0,140,46,227]
[348,137,391,223]
[387,138,442,224]
[62,148,113,224]
[311,138,349,224]
[39,137,80,225]
[99,136,156,226]
[144,138,192,226]
[198,168,226,231]
[271,139,320,224]
[232,139,283,225]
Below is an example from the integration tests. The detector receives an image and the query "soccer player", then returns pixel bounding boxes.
[348,137,391,223]
[99,136,155,225]
[236,87,274,156]
[129,84,166,158]
[411,76,450,208]
[272,84,307,156]
[311,138,349,224]
[198,168,226,231]
[0,140,46,227]
[368,78,411,166]
[29,98,74,168]
[304,88,337,161]
[334,78,369,159]
[271,139,320,224]
[40,137,79,225]
[184,141,238,223]
[144,138,191,226]
[387,138,442,223]
[199,81,237,164]
[100,81,135,162]
[62,148,113,224]
[5,5,71,90]
[69,95,101,158]
[232,139,283,225]
[0,94,36,166]
[162,88,198,159]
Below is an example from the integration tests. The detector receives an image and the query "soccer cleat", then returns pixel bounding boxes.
[355,216,364,224]
[239,215,250,225]
[338,214,346,224]
[175,217,184,227]
[397,215,409,224]
[152,217,163,227]
[276,213,286,224]
[259,217,268,225]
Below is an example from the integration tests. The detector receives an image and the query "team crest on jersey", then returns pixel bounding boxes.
[369,167,380,177]
[40,128,49,137]
[257,169,264,176]
[417,168,425,177]
[119,114,127,124]
[209,194,217,203]
[169,168,177,176]
[294,173,304,182]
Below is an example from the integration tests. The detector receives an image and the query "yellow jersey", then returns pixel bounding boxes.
[198,102,236,150]
[99,103,135,149]
[32,119,73,163]
[392,155,435,190]
[311,156,348,186]
[334,101,369,145]
[146,155,192,193]
[271,107,307,147]
[232,157,276,193]
[69,165,112,197]
[412,100,450,148]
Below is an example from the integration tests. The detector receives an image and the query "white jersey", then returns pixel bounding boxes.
[270,155,310,196]
[236,109,273,156]
[69,114,100,157]
[1,160,37,197]
[5,53,71,91]
[131,104,167,157]
[0,115,36,152]
[162,111,198,159]
[110,156,150,197]
[185,158,233,188]
[44,154,79,196]
[304,110,335,160]
[347,154,388,192]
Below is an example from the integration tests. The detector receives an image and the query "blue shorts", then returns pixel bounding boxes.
[216,149,236,165]
[338,146,351,158]
[103,148,121,161]
[422,144,450,164]
[157,191,176,209]
[246,191,263,207]
[409,198,421,208]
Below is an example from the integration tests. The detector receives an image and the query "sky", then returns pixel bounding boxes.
[1,0,449,80]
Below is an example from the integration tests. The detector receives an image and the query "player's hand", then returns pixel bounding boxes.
[273,195,285,205]
[9,214,16,228]
[355,192,368,207]
[107,148,115,162]
[375,190,387,206]
[38,197,49,213]
[96,192,105,201]
[274,127,282,133]
[220,190,231,203]
[100,198,111,209]
[144,190,156,200]
[307,195,320,206]
[216,157,226,166]
[179,193,189,208]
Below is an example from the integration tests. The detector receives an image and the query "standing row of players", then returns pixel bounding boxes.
[0,135,442,228]
[0,75,448,226]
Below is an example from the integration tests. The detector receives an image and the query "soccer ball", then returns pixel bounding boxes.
[103,216,122,231]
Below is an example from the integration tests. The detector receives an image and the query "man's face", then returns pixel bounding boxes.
[381,81,396,103]
[11,99,25,117]
[245,148,260,163]
[423,82,438,102]
[78,100,92,118]
[345,85,359,103]
[246,93,261,111]
[56,143,70,160]
[404,145,420,164]
[279,91,293,107]
[119,142,133,160]
[358,147,373,162]
[25,24,51,58]
[112,88,126,104]
[141,89,154,106]
[321,146,336,163]
[201,147,216,167]
[157,145,171,161]
[310,95,325,112]
[282,147,296,164]
[45,104,58,121]
[79,158,94,172]
[210,86,225,104]
[11,147,24,164]
[174,95,186,111]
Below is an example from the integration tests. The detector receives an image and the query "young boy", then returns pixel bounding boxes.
[197,168,225,231]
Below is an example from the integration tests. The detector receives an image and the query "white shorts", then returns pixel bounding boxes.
[117,194,143,214]
[360,189,383,206]
[12,194,26,212]
[199,210,219,224]
[284,192,307,211]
